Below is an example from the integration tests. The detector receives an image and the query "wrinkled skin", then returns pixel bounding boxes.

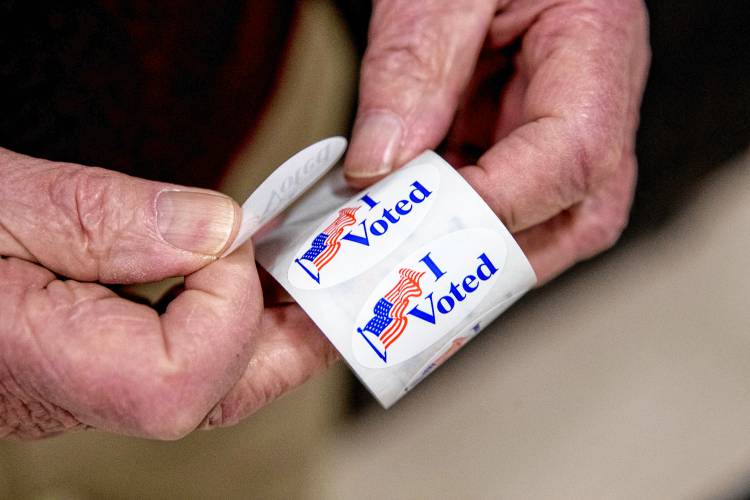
[1,0,649,439]
[345,0,650,283]
[0,150,337,440]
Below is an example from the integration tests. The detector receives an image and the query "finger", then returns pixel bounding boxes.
[460,1,649,232]
[3,243,261,439]
[516,154,636,284]
[0,147,241,283]
[344,0,496,186]
[201,304,338,429]
[441,49,514,167]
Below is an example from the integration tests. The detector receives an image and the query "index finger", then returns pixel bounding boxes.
[460,0,650,232]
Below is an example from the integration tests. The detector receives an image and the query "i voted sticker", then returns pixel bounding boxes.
[352,228,507,368]
[225,137,347,255]
[253,143,536,408]
[287,162,440,289]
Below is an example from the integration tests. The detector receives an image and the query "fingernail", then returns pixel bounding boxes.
[157,190,239,256]
[346,112,403,178]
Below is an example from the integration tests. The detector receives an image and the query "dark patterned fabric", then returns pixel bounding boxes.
[0,0,297,188]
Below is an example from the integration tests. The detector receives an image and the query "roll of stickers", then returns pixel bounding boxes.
[232,138,536,408]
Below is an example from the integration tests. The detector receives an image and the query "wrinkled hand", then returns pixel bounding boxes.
[0,148,336,440]
[345,0,650,283]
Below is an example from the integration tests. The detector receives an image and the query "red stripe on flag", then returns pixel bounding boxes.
[312,207,359,270]
[380,268,424,346]
[383,318,407,349]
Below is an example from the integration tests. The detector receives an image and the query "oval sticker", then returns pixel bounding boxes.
[287,162,440,289]
[352,228,507,368]
[227,137,348,255]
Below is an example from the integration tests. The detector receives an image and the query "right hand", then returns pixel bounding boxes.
[344,0,650,284]
[0,147,337,440]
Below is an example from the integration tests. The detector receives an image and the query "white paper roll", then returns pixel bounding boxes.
[252,144,536,407]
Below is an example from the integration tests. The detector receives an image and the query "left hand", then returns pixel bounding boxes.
[0,149,336,439]
[344,0,651,283]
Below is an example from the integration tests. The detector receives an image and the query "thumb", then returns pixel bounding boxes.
[0,147,241,283]
[344,0,495,187]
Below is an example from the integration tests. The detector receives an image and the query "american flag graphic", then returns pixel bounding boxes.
[359,268,425,350]
[299,206,359,270]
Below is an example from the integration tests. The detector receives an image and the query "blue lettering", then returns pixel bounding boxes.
[437,296,455,314]
[476,253,499,280]
[420,252,446,281]
[360,193,380,210]
[370,219,388,236]
[395,199,412,216]
[382,208,400,224]
[407,292,437,325]
[341,221,371,246]
[449,281,467,301]
[340,179,434,249]
[462,275,478,292]
[409,181,432,203]
[406,253,499,326]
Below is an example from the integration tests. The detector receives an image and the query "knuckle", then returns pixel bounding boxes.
[567,122,622,192]
[365,38,440,89]
[71,168,119,257]
[125,362,209,440]
[499,197,522,233]
[574,155,636,259]
[602,213,628,249]
[582,207,629,256]
[51,166,121,270]
[365,12,446,88]
[469,166,523,232]
[132,380,206,441]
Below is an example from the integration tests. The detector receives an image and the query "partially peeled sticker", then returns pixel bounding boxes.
[225,137,347,255]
